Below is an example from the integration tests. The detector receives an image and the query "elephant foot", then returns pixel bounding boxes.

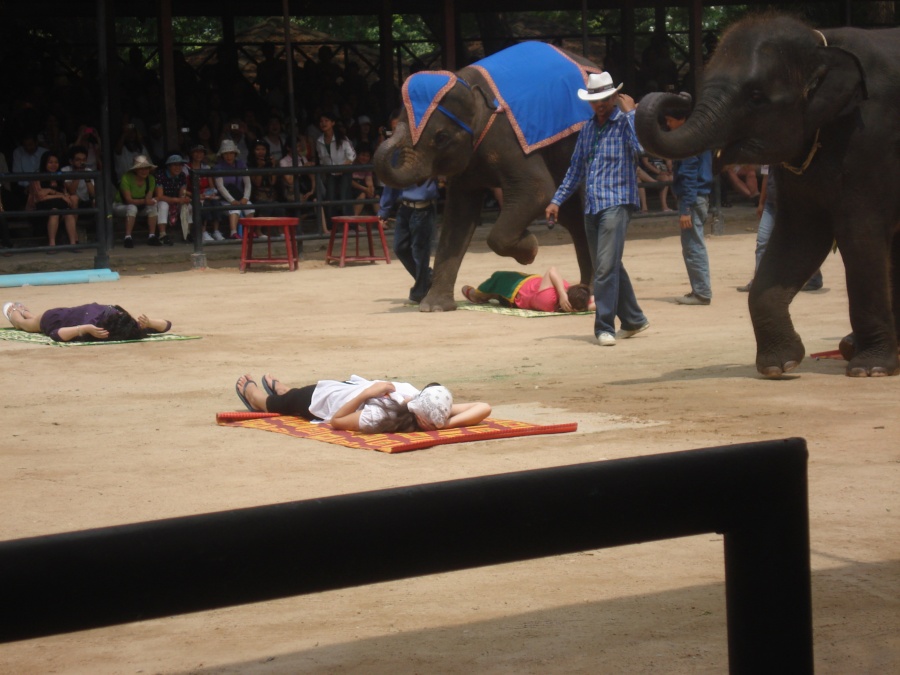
[846,352,900,378]
[419,292,458,313]
[756,338,805,379]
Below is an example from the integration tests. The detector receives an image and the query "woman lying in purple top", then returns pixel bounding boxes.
[3,301,171,342]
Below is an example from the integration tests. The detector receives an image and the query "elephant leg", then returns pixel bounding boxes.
[749,208,831,378]
[483,169,560,265]
[835,221,900,377]
[419,184,482,313]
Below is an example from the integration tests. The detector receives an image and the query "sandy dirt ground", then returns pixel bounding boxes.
[1,213,897,674]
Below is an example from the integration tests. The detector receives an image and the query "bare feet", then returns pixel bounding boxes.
[461,286,488,304]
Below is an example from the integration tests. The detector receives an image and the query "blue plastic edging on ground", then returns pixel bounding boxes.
[0,269,120,288]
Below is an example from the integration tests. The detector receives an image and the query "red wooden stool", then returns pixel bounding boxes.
[238,217,300,272]
[325,215,392,268]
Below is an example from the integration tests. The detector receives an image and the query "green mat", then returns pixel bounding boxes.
[455,300,592,318]
[0,327,201,346]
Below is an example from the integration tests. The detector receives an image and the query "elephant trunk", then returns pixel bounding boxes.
[635,91,731,161]
[373,123,430,189]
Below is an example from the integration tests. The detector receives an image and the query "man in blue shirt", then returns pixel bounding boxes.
[545,72,649,346]
[665,97,714,305]
[379,178,440,303]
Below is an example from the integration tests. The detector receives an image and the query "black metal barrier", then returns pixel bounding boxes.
[0,438,812,673]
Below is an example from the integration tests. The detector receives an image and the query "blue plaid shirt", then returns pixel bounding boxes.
[551,107,642,213]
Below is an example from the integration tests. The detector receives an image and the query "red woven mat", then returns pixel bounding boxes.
[810,349,844,360]
[216,412,578,454]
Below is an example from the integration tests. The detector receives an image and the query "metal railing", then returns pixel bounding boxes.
[0,438,813,673]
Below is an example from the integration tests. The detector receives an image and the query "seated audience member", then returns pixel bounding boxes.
[38,114,68,159]
[355,115,377,149]
[214,139,254,239]
[462,267,594,313]
[724,164,760,203]
[63,145,96,209]
[279,137,316,215]
[234,373,491,433]
[248,139,283,219]
[154,154,189,243]
[11,133,49,210]
[220,118,250,158]
[350,143,376,216]
[262,115,287,163]
[186,143,225,241]
[30,150,79,250]
[637,155,674,213]
[3,301,171,343]
[146,122,166,163]
[113,154,159,248]
[114,121,151,182]
[72,125,102,170]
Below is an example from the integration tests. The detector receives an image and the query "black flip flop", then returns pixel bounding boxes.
[235,376,257,411]
[261,375,279,397]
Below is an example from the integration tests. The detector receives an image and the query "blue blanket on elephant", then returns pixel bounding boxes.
[403,42,600,154]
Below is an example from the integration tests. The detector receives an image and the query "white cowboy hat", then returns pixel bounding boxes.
[577,72,623,101]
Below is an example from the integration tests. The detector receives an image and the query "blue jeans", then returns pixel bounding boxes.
[394,204,434,301]
[585,206,647,336]
[681,194,712,300]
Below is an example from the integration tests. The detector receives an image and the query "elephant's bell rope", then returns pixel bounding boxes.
[782,129,822,175]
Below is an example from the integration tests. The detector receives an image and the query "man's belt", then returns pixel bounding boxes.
[401,199,434,209]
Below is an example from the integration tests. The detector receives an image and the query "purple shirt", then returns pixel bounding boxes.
[39,303,115,341]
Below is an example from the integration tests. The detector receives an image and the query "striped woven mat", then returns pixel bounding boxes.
[216,412,577,454]
[0,327,201,346]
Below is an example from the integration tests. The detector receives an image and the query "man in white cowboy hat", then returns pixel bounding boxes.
[545,71,649,347]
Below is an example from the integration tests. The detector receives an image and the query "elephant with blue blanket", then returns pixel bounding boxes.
[374,42,601,312]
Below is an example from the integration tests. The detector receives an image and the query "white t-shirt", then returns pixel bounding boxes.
[309,375,420,431]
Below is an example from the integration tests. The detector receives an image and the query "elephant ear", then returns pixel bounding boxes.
[804,46,868,128]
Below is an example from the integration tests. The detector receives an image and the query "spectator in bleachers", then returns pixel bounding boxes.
[214,139,253,239]
[637,155,674,213]
[262,115,287,163]
[146,122,166,164]
[186,143,224,242]
[62,145,95,210]
[723,165,760,204]
[316,110,356,230]
[31,150,79,250]
[279,136,316,208]
[113,154,159,249]
[355,115,377,149]
[38,113,67,159]
[11,132,49,209]
[72,125,101,170]
[248,139,283,218]
[220,117,250,158]
[154,154,188,245]
[350,143,376,216]
[114,121,151,182]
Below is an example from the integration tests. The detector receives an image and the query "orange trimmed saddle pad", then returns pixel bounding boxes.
[216,412,577,454]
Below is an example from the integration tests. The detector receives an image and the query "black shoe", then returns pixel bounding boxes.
[159,234,174,246]
[147,235,161,247]
[124,236,134,249]
[801,281,823,292]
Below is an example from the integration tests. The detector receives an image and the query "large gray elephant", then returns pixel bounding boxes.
[636,14,900,378]
[374,42,598,312]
